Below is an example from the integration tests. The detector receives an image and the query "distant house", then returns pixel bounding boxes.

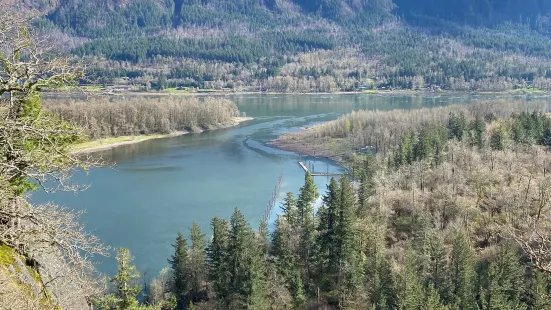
[111,85,133,92]
[358,146,376,155]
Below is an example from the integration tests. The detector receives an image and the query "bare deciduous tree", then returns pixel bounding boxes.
[0,4,108,309]
[510,221,551,274]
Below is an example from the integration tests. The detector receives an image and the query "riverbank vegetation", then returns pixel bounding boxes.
[45,97,240,139]
[273,99,550,158]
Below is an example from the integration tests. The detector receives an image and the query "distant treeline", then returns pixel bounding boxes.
[74,32,335,64]
[45,97,239,139]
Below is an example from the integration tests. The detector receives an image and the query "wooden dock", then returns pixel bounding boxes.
[298,161,343,177]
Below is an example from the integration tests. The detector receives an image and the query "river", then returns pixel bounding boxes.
[31,93,541,276]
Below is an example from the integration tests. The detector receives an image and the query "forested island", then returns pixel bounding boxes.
[43,97,250,153]
[8,0,551,93]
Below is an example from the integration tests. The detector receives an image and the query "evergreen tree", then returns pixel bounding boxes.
[249,220,270,310]
[542,118,551,147]
[358,155,376,213]
[424,284,449,310]
[529,112,544,142]
[449,231,476,310]
[481,243,527,310]
[296,171,318,292]
[399,247,424,310]
[394,129,414,167]
[316,177,340,290]
[169,232,190,310]
[114,248,142,310]
[530,270,551,310]
[189,222,206,302]
[448,112,468,141]
[271,216,305,305]
[335,175,362,306]
[414,125,432,161]
[482,263,517,310]
[364,227,396,310]
[489,121,509,150]
[423,231,450,303]
[297,171,318,222]
[206,217,231,306]
[281,192,299,227]
[470,116,486,148]
[94,248,144,310]
[227,208,256,309]
[511,115,526,144]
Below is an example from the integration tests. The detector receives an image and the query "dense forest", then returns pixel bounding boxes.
[11,0,551,92]
[91,100,551,309]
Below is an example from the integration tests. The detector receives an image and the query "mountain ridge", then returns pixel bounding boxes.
[24,0,551,92]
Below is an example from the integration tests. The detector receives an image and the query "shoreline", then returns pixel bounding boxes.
[71,117,253,154]
[46,88,550,98]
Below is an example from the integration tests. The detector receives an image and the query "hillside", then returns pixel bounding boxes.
[30,1,551,91]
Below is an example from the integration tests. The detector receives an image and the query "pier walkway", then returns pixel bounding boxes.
[298,161,343,177]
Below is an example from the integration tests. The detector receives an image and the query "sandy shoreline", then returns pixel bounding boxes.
[71,117,253,154]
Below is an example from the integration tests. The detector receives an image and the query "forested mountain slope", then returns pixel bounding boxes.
[395,0,551,29]
[27,0,551,92]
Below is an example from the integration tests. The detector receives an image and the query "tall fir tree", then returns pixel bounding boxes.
[271,216,305,306]
[424,284,449,310]
[358,155,376,214]
[113,248,142,309]
[189,222,206,302]
[470,116,486,148]
[169,232,190,310]
[394,129,414,167]
[281,192,299,228]
[227,208,258,309]
[335,175,362,307]
[316,177,340,291]
[481,243,527,310]
[206,217,231,307]
[414,125,432,161]
[296,171,318,292]
[541,118,551,147]
[399,246,424,310]
[449,231,477,310]
[448,112,468,141]
[423,231,450,303]
[249,221,270,310]
[93,248,146,310]
[363,227,396,310]
[529,270,551,310]
[358,218,396,310]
